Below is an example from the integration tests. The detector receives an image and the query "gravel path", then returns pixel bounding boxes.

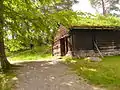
[13,60,103,90]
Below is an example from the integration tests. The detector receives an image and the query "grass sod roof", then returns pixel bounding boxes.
[68,15,120,30]
[55,15,120,41]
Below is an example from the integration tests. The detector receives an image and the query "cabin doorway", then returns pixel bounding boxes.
[60,37,68,56]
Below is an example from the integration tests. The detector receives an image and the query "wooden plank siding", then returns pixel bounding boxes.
[71,29,94,57]
[70,29,120,57]
[53,25,70,56]
[73,30,93,50]
[94,30,120,56]
[53,40,61,56]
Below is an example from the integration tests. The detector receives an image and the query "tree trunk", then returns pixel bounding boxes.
[101,0,106,15]
[0,0,11,70]
[0,34,11,70]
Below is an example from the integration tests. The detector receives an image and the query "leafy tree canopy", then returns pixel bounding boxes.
[3,0,77,51]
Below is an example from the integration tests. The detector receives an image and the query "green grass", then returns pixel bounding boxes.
[66,56,120,90]
[0,72,15,90]
[7,45,52,61]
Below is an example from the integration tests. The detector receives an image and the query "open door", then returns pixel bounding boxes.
[60,37,68,56]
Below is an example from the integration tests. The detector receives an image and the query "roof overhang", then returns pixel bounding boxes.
[69,26,120,30]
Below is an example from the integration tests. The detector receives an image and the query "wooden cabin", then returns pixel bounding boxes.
[52,25,120,57]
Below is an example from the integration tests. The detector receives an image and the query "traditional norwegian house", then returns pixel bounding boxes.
[52,25,120,57]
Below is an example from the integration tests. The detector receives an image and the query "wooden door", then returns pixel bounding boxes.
[60,37,68,56]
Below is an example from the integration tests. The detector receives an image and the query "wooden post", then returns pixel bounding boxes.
[94,41,104,58]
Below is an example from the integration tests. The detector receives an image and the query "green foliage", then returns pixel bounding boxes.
[5,10,120,52]
[66,56,120,90]
[71,12,120,26]
[3,0,78,51]
[8,45,52,61]
[5,39,24,52]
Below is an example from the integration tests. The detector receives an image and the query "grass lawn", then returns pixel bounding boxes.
[7,45,52,61]
[65,56,120,90]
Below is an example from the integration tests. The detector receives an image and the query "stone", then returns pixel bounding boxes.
[66,51,72,57]
[84,57,102,62]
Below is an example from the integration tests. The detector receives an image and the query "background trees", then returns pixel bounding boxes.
[5,0,79,52]
[0,0,78,70]
[89,0,120,16]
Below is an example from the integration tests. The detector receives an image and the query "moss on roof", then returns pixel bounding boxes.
[69,13,120,27]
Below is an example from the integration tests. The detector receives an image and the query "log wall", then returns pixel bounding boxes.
[72,29,120,57]
[53,40,61,56]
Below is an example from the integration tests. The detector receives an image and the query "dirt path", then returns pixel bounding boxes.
[12,60,103,90]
